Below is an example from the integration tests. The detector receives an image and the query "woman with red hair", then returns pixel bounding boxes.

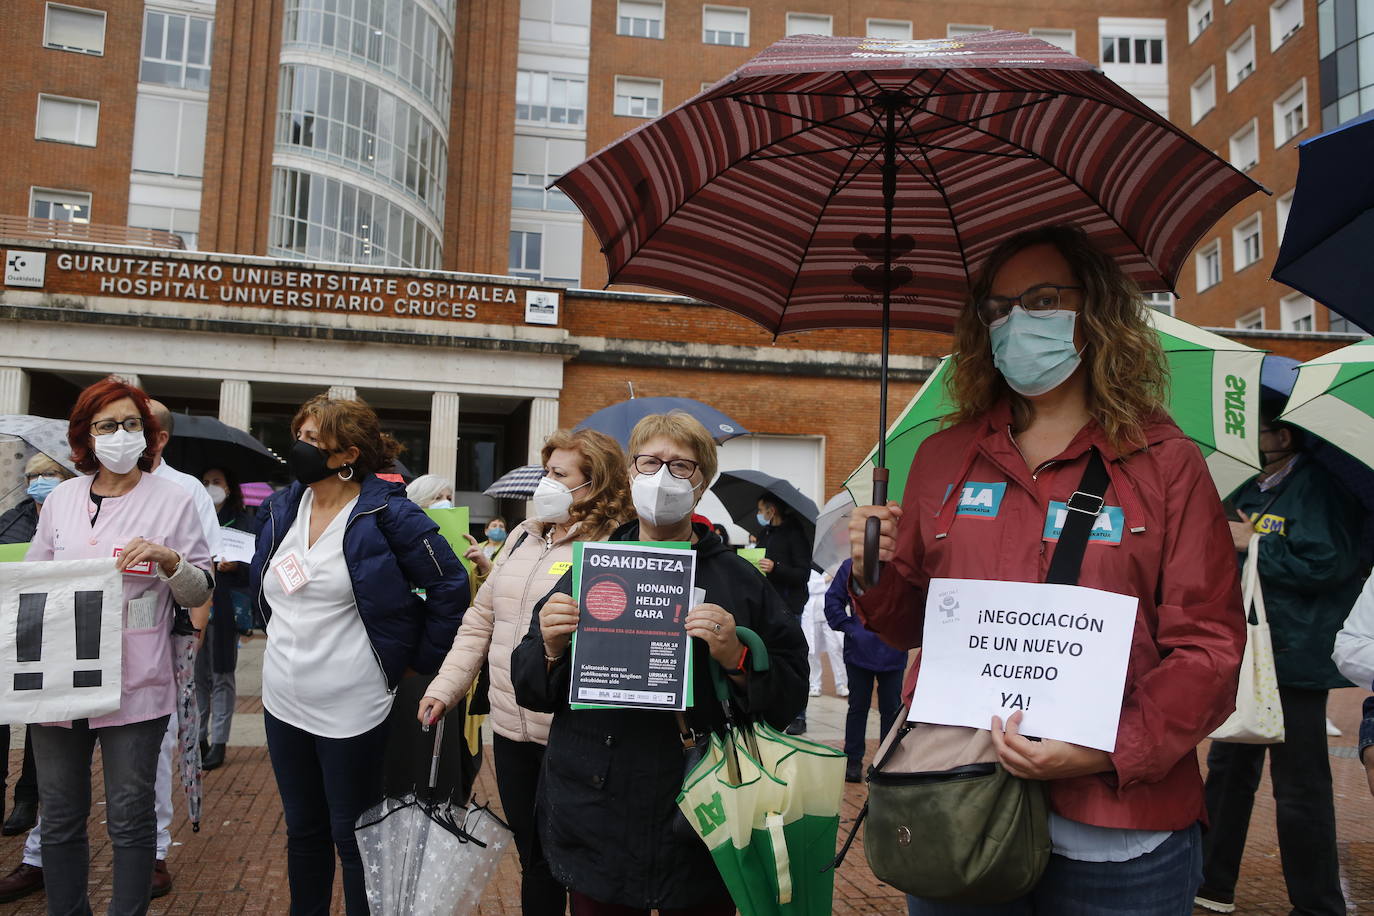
[23,377,213,916]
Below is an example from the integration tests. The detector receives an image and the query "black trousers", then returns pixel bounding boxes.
[0,725,39,806]
[493,732,567,916]
[1201,686,1345,916]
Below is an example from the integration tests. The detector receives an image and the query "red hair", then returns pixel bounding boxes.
[68,377,161,473]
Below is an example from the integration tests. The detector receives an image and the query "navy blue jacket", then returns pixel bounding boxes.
[250,475,468,689]
[823,560,905,672]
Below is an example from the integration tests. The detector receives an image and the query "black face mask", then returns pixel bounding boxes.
[288,440,337,486]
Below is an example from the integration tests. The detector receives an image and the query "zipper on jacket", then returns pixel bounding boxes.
[1007,426,1062,481]
[256,502,279,625]
[344,503,395,695]
[423,537,444,577]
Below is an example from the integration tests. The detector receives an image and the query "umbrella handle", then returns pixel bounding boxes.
[864,471,889,586]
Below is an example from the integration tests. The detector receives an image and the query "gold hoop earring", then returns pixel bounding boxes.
[338,465,355,481]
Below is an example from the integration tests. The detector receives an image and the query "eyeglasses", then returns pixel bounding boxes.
[633,454,700,479]
[976,284,1084,328]
[91,418,144,436]
[24,471,61,481]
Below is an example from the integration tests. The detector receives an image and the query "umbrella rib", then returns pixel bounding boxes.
[908,134,977,291]
[747,141,882,161]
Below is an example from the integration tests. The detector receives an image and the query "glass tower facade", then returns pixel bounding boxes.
[269,0,453,268]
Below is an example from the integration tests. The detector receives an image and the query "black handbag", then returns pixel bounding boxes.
[833,448,1112,904]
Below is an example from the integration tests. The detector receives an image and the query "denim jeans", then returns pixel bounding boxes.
[843,664,903,764]
[264,710,389,916]
[1201,686,1345,916]
[906,823,1202,916]
[193,623,237,745]
[493,733,567,916]
[30,715,169,916]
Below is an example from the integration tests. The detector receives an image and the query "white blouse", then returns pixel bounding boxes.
[261,488,392,738]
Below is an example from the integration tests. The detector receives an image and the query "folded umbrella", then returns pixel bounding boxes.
[170,614,202,832]
[575,397,749,448]
[1272,108,1374,334]
[162,414,284,481]
[711,470,820,544]
[483,464,544,499]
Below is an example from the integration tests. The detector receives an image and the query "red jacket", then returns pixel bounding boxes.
[854,399,1244,831]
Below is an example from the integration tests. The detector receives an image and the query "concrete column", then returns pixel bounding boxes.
[327,385,358,401]
[428,392,460,483]
[218,380,252,431]
[527,397,560,465]
[0,368,30,415]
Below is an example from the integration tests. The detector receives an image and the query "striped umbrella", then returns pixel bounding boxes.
[1279,338,1374,472]
[844,312,1265,503]
[483,464,545,499]
[556,31,1261,580]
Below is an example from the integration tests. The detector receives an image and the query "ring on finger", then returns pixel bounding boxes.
[713,622,721,634]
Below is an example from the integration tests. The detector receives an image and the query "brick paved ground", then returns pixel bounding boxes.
[4,686,1374,913]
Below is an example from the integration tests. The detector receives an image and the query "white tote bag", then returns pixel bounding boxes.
[1209,534,1284,744]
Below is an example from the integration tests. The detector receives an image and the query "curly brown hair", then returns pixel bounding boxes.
[291,394,403,477]
[541,428,632,541]
[948,224,1169,452]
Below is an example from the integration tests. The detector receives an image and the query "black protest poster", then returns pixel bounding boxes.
[569,541,696,711]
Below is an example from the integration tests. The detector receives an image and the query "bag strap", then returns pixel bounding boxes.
[1045,448,1110,587]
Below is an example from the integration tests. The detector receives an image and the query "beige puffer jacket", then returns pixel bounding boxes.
[425,518,586,745]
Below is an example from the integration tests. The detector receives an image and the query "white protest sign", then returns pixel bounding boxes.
[909,577,1137,751]
[0,558,124,723]
[217,527,257,565]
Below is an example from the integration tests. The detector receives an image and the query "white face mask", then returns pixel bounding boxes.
[531,476,588,524]
[631,465,699,527]
[206,484,228,507]
[429,498,453,510]
[93,428,146,475]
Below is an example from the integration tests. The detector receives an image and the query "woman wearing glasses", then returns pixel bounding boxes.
[21,377,213,916]
[849,225,1245,913]
[512,412,808,916]
[419,428,630,916]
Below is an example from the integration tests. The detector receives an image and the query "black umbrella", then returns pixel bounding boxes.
[163,414,285,481]
[710,469,820,543]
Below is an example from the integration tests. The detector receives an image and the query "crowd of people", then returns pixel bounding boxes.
[0,224,1372,916]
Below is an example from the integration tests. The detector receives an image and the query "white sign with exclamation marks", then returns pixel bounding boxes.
[0,558,124,723]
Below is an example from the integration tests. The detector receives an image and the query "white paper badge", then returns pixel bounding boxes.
[274,552,310,595]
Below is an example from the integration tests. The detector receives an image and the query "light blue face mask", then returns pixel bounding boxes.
[989,307,1083,397]
[429,498,453,510]
[27,475,60,504]
[755,512,770,528]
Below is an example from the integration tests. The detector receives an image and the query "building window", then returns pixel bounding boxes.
[1029,28,1076,54]
[1276,190,1293,243]
[947,24,993,38]
[1270,0,1303,49]
[519,0,591,46]
[510,221,581,283]
[1233,214,1262,270]
[516,71,587,127]
[1236,307,1265,329]
[866,19,912,40]
[512,135,584,212]
[618,0,663,38]
[1317,0,1374,129]
[35,95,98,146]
[1226,27,1256,90]
[1229,119,1259,171]
[1143,291,1175,315]
[702,6,748,46]
[1188,0,1213,41]
[509,230,542,279]
[1280,292,1314,331]
[1273,79,1307,145]
[134,95,208,179]
[30,188,91,223]
[1099,32,1164,64]
[140,10,212,91]
[44,3,105,55]
[1328,310,1356,333]
[614,76,662,118]
[1191,67,1216,123]
[127,203,199,249]
[1099,18,1168,116]
[1196,239,1222,291]
[786,12,832,36]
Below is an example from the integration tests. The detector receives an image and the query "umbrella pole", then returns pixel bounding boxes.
[864,95,899,586]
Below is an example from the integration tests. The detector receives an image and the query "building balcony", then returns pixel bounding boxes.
[0,216,184,250]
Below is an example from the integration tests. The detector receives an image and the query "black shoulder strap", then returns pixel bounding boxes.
[1045,448,1111,587]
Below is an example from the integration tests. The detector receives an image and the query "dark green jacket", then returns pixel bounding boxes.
[1234,456,1363,690]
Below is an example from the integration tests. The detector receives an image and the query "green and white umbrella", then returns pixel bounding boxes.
[1279,337,1374,472]
[844,311,1265,504]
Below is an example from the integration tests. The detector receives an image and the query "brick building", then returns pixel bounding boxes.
[0,0,1362,529]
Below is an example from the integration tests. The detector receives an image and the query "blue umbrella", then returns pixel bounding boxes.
[1272,108,1374,334]
[574,397,749,448]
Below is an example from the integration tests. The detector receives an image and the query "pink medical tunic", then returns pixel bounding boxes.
[27,472,212,728]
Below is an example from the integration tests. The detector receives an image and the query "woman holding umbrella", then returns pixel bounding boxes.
[511,411,809,916]
[850,225,1245,912]
[418,428,631,916]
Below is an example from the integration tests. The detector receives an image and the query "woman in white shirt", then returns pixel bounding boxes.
[249,394,467,916]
